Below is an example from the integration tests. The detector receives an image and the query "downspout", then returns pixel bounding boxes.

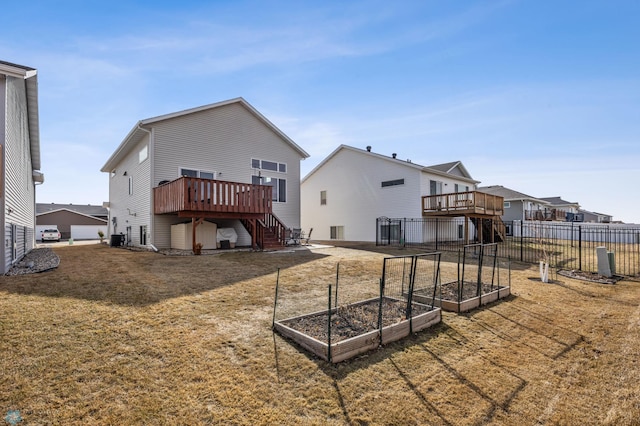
[137,124,152,247]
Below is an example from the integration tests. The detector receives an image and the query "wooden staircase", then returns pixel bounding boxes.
[471,216,506,244]
[240,212,288,250]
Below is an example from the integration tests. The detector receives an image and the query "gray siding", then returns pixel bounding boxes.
[2,75,36,272]
[107,135,151,246]
[151,102,302,248]
[502,200,524,222]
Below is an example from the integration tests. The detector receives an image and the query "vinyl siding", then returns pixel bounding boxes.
[2,75,36,272]
[419,173,475,196]
[502,200,524,222]
[107,135,151,246]
[301,149,423,242]
[151,102,302,248]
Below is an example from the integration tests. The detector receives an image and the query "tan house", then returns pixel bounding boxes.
[101,97,309,250]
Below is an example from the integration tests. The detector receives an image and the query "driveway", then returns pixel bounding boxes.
[36,239,103,248]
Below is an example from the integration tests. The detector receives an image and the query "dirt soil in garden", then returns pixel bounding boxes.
[437,281,505,302]
[281,298,432,343]
[1,243,640,425]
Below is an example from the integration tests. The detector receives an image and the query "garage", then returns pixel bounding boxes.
[71,225,108,241]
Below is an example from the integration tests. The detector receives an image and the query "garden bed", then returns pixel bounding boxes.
[274,297,441,363]
[413,281,510,313]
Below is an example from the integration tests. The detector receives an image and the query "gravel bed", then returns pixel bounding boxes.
[6,248,60,275]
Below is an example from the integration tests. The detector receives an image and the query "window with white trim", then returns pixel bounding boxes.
[252,175,286,202]
[320,190,327,205]
[252,158,287,173]
[330,226,344,240]
[504,201,511,209]
[128,176,133,195]
[139,145,148,163]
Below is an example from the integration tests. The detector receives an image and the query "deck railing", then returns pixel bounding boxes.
[154,177,273,215]
[524,209,567,221]
[422,191,504,216]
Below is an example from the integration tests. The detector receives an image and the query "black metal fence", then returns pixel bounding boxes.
[376,217,640,277]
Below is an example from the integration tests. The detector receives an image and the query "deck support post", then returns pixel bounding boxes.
[191,217,204,254]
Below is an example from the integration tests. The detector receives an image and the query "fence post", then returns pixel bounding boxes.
[327,284,332,363]
[578,226,582,271]
[435,218,439,251]
[520,222,524,262]
[403,218,407,248]
[334,263,339,308]
[378,277,384,345]
[272,268,280,329]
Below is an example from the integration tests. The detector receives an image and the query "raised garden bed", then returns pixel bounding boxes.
[413,281,510,313]
[274,297,441,363]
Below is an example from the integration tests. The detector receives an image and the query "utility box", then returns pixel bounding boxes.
[608,251,616,276]
[596,246,612,278]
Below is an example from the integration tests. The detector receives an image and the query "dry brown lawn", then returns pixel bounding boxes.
[1,243,639,425]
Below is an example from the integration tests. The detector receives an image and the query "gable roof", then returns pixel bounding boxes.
[101,97,309,172]
[36,208,108,223]
[302,145,479,184]
[539,196,579,207]
[0,60,40,172]
[37,203,108,217]
[477,185,550,204]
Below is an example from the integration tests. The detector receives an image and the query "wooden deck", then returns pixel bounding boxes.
[154,176,272,218]
[422,191,504,218]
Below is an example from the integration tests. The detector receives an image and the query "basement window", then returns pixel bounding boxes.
[330,226,344,240]
[381,179,404,188]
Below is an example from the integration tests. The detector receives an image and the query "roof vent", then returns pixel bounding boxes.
[366,146,371,152]
[392,153,397,159]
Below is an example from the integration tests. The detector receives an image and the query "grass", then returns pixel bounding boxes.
[1,243,639,425]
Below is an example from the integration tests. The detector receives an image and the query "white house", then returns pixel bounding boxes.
[301,145,498,243]
[0,60,44,273]
[101,98,309,250]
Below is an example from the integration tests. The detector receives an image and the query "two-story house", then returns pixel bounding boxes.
[101,98,309,250]
[0,60,44,273]
[477,185,552,223]
[301,145,503,243]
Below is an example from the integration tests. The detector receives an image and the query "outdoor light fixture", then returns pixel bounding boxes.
[123,171,128,176]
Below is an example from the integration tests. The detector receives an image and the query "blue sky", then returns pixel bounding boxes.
[2,1,639,222]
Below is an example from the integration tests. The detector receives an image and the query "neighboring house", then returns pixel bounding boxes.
[100,97,309,250]
[0,60,44,273]
[301,145,503,243]
[36,203,108,240]
[477,186,552,223]
[539,197,581,221]
[579,209,613,224]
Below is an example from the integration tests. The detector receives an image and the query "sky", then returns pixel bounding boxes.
[2,1,639,223]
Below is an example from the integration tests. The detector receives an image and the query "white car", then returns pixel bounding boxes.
[41,228,61,242]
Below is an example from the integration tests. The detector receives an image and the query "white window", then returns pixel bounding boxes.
[128,176,133,195]
[320,190,327,205]
[138,145,148,163]
[252,175,286,202]
[251,158,287,173]
[504,201,511,209]
[330,226,344,240]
